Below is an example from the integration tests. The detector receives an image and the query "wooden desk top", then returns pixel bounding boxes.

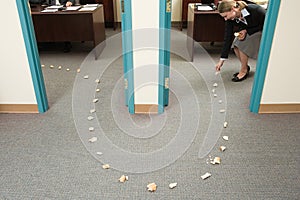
[188,4,220,15]
[30,4,103,15]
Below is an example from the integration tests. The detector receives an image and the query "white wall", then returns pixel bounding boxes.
[131,0,159,104]
[261,0,300,104]
[171,0,182,21]
[0,1,37,104]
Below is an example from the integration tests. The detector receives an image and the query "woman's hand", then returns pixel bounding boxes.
[237,30,247,40]
[66,1,73,6]
[216,60,225,72]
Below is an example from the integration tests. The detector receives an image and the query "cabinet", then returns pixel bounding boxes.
[181,0,201,29]
[181,0,219,29]
[80,0,115,28]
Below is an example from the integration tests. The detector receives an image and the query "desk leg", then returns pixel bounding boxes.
[94,41,106,60]
[92,6,106,59]
[180,0,183,31]
[113,0,118,30]
[186,8,194,62]
[187,36,194,62]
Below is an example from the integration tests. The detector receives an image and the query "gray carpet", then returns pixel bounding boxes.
[0,28,299,200]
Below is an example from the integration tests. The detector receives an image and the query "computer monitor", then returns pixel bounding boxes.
[80,0,98,4]
[29,0,46,4]
[201,0,214,4]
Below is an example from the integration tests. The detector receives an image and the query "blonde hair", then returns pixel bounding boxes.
[218,1,248,13]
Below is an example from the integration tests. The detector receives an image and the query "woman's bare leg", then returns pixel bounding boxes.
[234,46,249,79]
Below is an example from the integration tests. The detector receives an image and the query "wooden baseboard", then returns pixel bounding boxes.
[134,104,158,114]
[0,104,39,113]
[259,104,300,113]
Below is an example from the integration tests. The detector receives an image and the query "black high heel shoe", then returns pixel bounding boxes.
[232,72,248,82]
[233,65,250,77]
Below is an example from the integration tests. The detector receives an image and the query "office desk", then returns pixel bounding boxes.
[187,4,225,61]
[79,0,117,29]
[31,5,106,59]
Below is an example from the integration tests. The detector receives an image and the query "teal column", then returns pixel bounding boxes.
[121,0,134,114]
[158,0,172,113]
[16,0,48,113]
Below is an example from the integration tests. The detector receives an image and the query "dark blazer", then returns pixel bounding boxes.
[48,0,75,6]
[220,4,266,59]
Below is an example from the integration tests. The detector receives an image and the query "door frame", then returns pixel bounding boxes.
[16,0,48,113]
[250,0,281,113]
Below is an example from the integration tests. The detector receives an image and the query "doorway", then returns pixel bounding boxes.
[249,0,281,113]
